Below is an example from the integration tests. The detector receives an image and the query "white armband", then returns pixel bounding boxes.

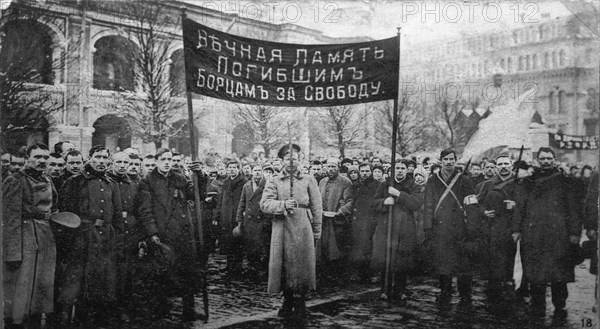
[464,194,478,205]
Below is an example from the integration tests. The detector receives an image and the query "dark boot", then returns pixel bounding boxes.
[293,295,308,319]
[458,275,473,303]
[438,275,452,302]
[529,284,547,318]
[182,293,203,322]
[278,291,294,318]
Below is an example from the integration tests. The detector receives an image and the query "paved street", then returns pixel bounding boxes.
[218,260,597,329]
[73,253,597,329]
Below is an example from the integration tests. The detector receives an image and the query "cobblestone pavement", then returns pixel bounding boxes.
[62,254,597,329]
[219,260,597,329]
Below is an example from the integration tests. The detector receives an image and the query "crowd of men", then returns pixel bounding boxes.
[1,140,597,328]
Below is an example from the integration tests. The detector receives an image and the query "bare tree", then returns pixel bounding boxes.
[374,98,428,157]
[118,0,192,149]
[234,104,292,158]
[0,2,70,150]
[317,105,368,158]
[427,98,480,151]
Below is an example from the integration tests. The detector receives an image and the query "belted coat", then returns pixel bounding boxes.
[260,169,322,294]
[3,169,57,323]
[58,165,122,304]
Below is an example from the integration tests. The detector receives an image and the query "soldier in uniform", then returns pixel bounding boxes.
[58,145,122,325]
[260,143,322,319]
[107,152,141,322]
[3,143,57,328]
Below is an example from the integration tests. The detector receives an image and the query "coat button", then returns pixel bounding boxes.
[101,189,104,192]
[100,200,104,203]
[100,210,104,213]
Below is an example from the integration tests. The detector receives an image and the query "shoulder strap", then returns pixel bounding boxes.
[434,172,463,218]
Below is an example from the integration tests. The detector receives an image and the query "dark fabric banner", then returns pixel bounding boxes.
[182,18,398,107]
[549,133,599,150]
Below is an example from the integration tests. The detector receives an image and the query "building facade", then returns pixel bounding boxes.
[0,0,366,158]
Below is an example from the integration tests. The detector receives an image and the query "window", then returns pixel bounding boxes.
[526,55,531,71]
[518,56,524,71]
[499,58,505,71]
[586,49,593,64]
[539,25,545,40]
[532,54,538,70]
[558,90,566,113]
[507,57,513,73]
[93,36,136,91]
[552,51,557,68]
[544,52,550,68]
[559,50,566,67]
[549,91,555,113]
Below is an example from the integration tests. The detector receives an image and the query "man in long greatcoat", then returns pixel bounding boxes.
[371,160,424,300]
[476,154,518,301]
[512,147,581,319]
[337,162,381,282]
[423,149,480,304]
[107,152,141,321]
[235,164,270,281]
[3,143,57,328]
[136,148,208,321]
[215,160,247,277]
[58,145,122,324]
[318,158,351,281]
[260,143,322,319]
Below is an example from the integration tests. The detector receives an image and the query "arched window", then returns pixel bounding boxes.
[552,51,557,68]
[558,90,566,113]
[499,58,505,71]
[93,36,137,91]
[544,52,550,68]
[532,54,538,70]
[526,55,531,71]
[1,20,55,84]
[507,57,513,73]
[169,49,185,97]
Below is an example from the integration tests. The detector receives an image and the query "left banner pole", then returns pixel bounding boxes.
[181,8,209,321]
[383,27,401,298]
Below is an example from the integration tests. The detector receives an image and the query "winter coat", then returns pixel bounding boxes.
[423,170,480,276]
[317,174,352,262]
[513,168,582,284]
[136,168,207,294]
[260,169,322,294]
[3,169,57,323]
[215,174,247,255]
[58,165,122,304]
[338,176,381,264]
[107,171,141,299]
[477,175,517,281]
[370,176,423,273]
[236,178,270,261]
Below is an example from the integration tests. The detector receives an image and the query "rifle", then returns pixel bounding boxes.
[287,122,294,214]
[514,145,525,184]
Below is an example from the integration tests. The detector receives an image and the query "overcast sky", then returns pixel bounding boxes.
[187,0,582,41]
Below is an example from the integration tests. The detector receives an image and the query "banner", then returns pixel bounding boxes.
[182,18,398,107]
[549,133,599,150]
